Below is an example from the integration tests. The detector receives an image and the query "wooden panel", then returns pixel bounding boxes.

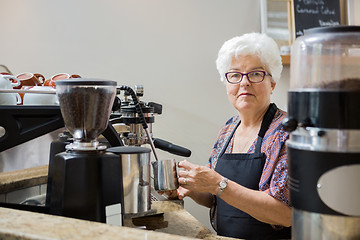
[281,55,290,65]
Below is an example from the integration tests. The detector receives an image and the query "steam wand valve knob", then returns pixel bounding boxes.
[134,85,144,97]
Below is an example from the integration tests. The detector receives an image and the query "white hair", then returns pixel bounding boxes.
[216,33,283,83]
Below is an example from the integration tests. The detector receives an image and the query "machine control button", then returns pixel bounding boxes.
[282,117,298,132]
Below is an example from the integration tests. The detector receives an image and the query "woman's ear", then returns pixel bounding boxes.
[271,80,276,92]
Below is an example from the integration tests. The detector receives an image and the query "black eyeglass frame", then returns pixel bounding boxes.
[224,70,272,84]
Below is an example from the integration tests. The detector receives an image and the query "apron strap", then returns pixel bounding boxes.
[254,103,278,153]
[220,103,278,156]
[219,118,241,157]
[258,103,278,138]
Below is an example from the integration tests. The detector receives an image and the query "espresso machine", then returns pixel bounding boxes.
[48,79,125,225]
[107,85,190,217]
[47,83,191,220]
[282,26,360,239]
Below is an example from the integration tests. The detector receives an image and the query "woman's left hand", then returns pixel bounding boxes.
[158,187,191,200]
[177,159,221,195]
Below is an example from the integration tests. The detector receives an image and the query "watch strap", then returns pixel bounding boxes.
[216,178,228,197]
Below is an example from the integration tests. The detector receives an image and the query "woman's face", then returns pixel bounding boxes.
[225,54,276,114]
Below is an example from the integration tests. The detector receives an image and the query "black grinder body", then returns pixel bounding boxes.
[49,150,124,223]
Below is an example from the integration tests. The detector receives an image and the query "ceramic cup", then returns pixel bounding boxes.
[0,72,17,85]
[22,86,58,105]
[0,73,20,88]
[44,73,81,88]
[15,72,45,89]
[0,74,21,105]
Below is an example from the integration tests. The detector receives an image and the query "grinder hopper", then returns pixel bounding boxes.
[56,79,117,150]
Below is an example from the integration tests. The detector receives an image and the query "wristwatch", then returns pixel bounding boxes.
[216,178,228,197]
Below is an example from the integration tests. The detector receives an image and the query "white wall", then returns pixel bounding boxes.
[0,0,290,231]
[347,0,360,25]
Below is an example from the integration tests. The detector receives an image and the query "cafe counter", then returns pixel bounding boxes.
[0,166,236,240]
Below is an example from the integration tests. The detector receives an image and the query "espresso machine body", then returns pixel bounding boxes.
[107,146,151,216]
[283,26,360,239]
[112,85,191,157]
[110,85,190,216]
[112,85,159,146]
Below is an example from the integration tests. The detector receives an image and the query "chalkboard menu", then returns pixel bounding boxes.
[293,0,341,37]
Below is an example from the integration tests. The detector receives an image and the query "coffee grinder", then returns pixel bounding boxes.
[49,79,124,225]
[283,26,360,239]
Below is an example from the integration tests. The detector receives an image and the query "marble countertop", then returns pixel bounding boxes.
[0,204,195,240]
[0,201,236,240]
[124,201,235,240]
[0,166,236,240]
[0,165,48,193]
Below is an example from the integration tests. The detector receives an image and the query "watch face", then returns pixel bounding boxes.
[220,181,227,188]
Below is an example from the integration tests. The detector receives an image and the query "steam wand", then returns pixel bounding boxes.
[117,85,159,161]
[145,128,159,160]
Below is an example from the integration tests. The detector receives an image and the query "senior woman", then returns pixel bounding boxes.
[176,33,291,239]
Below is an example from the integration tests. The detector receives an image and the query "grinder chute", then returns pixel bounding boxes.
[283,26,360,239]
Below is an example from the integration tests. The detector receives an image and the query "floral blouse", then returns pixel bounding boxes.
[207,109,290,206]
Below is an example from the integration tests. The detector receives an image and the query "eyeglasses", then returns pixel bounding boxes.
[225,70,272,84]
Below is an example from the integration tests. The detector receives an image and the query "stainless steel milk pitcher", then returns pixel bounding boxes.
[152,159,179,191]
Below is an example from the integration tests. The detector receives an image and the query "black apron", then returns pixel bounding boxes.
[214,103,291,239]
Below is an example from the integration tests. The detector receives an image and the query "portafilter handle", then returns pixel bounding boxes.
[153,138,191,157]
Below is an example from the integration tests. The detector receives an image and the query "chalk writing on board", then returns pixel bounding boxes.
[294,0,341,37]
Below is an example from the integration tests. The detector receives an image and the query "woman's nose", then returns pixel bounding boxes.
[240,75,251,86]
